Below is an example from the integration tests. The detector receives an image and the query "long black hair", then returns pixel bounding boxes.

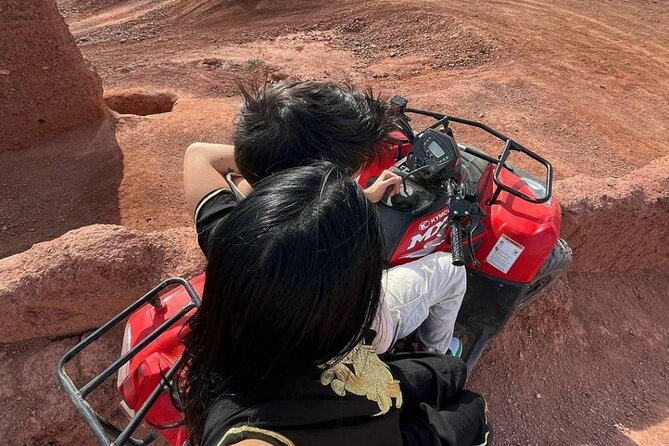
[233,81,395,184]
[179,162,385,444]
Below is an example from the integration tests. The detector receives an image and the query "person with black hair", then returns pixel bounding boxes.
[180,162,490,446]
[184,81,466,357]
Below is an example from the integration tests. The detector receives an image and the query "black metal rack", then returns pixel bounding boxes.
[57,277,200,446]
[405,107,553,205]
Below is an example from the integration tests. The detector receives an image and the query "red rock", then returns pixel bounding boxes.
[0,225,205,343]
[0,0,106,152]
[0,335,123,445]
[556,155,669,272]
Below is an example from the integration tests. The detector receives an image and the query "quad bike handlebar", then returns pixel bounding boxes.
[443,179,464,266]
[448,220,465,266]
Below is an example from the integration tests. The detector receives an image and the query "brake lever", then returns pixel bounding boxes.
[465,204,485,269]
[466,219,480,268]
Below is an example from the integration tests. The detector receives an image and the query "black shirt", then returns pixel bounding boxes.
[195,189,239,259]
[202,343,404,446]
[201,351,490,446]
[193,189,491,446]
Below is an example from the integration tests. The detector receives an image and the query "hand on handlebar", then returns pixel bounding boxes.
[363,170,402,203]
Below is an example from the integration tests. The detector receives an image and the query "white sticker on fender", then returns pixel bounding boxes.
[486,234,525,274]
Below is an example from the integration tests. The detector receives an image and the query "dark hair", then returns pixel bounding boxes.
[180,162,385,444]
[234,81,394,184]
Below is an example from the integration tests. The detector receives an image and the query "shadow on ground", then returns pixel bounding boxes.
[0,118,123,258]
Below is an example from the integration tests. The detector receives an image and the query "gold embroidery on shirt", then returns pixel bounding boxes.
[320,343,403,415]
[218,425,296,446]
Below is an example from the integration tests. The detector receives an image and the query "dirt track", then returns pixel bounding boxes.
[3,0,667,257]
[51,0,668,238]
[0,0,667,444]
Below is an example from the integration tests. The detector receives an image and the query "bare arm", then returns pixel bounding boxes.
[183,142,253,218]
[184,143,399,216]
[363,170,402,203]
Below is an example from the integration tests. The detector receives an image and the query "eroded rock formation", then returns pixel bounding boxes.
[0,224,205,343]
[0,0,105,151]
[557,155,669,272]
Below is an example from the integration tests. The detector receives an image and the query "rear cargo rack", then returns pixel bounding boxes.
[57,277,200,446]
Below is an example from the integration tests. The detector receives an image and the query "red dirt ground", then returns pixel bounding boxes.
[53,0,668,236]
[1,0,667,444]
[3,0,667,258]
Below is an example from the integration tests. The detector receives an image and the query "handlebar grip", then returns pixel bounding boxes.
[449,221,466,266]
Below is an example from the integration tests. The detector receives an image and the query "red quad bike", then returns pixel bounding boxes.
[58,96,572,446]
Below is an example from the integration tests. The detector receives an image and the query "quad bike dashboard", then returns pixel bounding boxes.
[406,129,462,183]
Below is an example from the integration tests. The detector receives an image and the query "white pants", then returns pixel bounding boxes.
[372,252,467,354]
